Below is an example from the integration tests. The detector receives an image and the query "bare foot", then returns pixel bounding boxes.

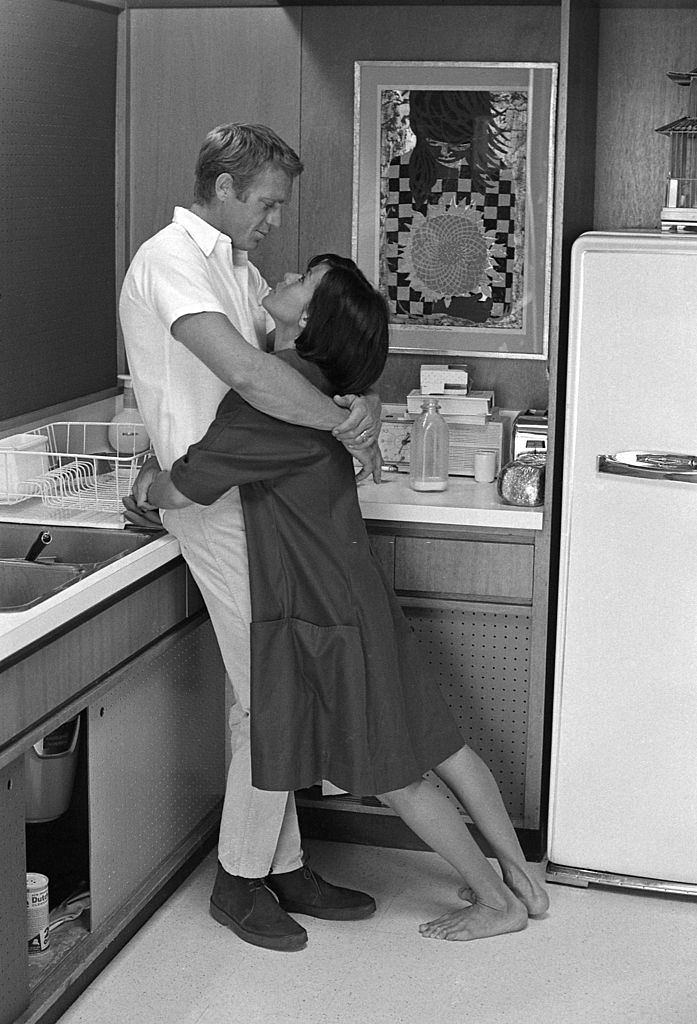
[419,893,528,941]
[502,864,549,917]
[459,867,549,918]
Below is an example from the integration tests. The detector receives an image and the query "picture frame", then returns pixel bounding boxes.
[352,61,558,359]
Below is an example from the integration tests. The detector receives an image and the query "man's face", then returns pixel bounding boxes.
[220,163,293,250]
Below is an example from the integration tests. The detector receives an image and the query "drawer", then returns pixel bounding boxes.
[394,536,534,603]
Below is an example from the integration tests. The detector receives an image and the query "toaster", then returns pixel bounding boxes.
[512,410,548,460]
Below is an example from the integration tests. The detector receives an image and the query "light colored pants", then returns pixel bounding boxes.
[163,489,303,878]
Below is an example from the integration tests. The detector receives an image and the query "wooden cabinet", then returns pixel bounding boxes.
[0,565,225,1024]
[394,536,534,604]
[298,522,548,860]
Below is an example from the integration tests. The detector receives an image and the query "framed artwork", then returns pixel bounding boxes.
[352,61,558,359]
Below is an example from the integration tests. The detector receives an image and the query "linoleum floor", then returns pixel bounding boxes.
[56,840,697,1024]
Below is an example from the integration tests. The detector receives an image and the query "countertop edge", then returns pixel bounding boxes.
[1,487,542,664]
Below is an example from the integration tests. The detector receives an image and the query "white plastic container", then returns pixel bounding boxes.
[108,374,150,455]
[0,433,50,502]
[25,717,81,823]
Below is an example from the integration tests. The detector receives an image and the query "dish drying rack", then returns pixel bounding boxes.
[0,422,152,528]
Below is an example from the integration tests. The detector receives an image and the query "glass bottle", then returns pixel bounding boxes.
[409,398,449,492]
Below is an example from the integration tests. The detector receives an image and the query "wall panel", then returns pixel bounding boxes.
[0,0,118,420]
[125,5,561,408]
[299,5,561,408]
[126,8,303,285]
[594,8,697,231]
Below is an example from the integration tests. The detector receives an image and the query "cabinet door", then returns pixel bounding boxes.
[0,758,28,1024]
[404,602,531,822]
[88,618,225,926]
[395,536,534,604]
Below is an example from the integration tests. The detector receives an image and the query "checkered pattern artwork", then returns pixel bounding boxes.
[383,153,517,319]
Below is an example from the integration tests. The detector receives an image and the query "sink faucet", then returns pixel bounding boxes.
[24,530,53,562]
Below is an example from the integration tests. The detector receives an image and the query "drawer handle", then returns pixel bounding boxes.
[598,451,697,483]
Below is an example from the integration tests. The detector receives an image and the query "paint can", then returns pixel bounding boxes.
[27,873,49,954]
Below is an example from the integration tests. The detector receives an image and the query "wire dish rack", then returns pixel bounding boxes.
[0,423,152,514]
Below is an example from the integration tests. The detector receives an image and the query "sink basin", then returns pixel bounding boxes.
[0,524,160,611]
[0,523,157,568]
[0,561,84,611]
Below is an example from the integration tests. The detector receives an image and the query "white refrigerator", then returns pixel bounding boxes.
[547,230,697,895]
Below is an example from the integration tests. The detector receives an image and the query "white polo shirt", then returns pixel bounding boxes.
[119,207,274,470]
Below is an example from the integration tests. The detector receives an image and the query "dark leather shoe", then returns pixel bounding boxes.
[209,863,307,952]
[267,864,377,921]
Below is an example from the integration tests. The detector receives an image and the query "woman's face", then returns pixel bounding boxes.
[263,261,329,327]
[425,136,471,168]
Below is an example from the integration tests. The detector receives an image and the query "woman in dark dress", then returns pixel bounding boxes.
[146,254,548,941]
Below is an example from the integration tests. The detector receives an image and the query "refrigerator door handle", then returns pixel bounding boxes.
[598,451,697,483]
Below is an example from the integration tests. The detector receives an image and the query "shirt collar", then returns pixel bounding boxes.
[172,206,245,260]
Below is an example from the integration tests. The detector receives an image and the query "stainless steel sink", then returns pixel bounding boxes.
[0,561,84,611]
[0,524,159,611]
[0,523,156,567]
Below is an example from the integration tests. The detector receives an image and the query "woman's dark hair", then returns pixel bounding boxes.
[294,254,389,395]
[407,90,508,206]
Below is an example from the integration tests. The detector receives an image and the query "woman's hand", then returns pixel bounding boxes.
[353,441,383,485]
[332,391,382,449]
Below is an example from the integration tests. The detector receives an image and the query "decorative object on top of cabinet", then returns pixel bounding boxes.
[656,65,697,233]
[497,453,546,507]
[353,61,557,358]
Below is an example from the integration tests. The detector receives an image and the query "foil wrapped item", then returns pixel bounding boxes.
[497,453,546,507]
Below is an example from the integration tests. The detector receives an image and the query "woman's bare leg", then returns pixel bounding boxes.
[432,745,549,916]
[378,778,528,941]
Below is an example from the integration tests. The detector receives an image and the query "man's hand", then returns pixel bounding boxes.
[353,441,383,485]
[121,456,165,531]
[332,392,381,449]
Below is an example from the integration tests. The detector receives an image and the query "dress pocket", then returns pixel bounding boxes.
[249,617,370,792]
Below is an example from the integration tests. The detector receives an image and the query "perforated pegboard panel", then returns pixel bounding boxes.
[88,620,225,926]
[404,604,530,819]
[0,759,28,1024]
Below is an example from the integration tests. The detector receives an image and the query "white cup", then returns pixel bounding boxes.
[473,449,497,483]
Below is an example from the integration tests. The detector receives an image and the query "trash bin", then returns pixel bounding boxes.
[25,717,81,823]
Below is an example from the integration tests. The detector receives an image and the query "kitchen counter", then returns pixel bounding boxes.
[0,478,541,665]
[357,474,543,530]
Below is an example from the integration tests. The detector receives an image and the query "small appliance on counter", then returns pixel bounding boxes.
[380,404,504,478]
[512,409,548,460]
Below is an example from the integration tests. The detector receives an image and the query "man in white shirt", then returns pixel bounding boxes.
[119,123,380,953]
